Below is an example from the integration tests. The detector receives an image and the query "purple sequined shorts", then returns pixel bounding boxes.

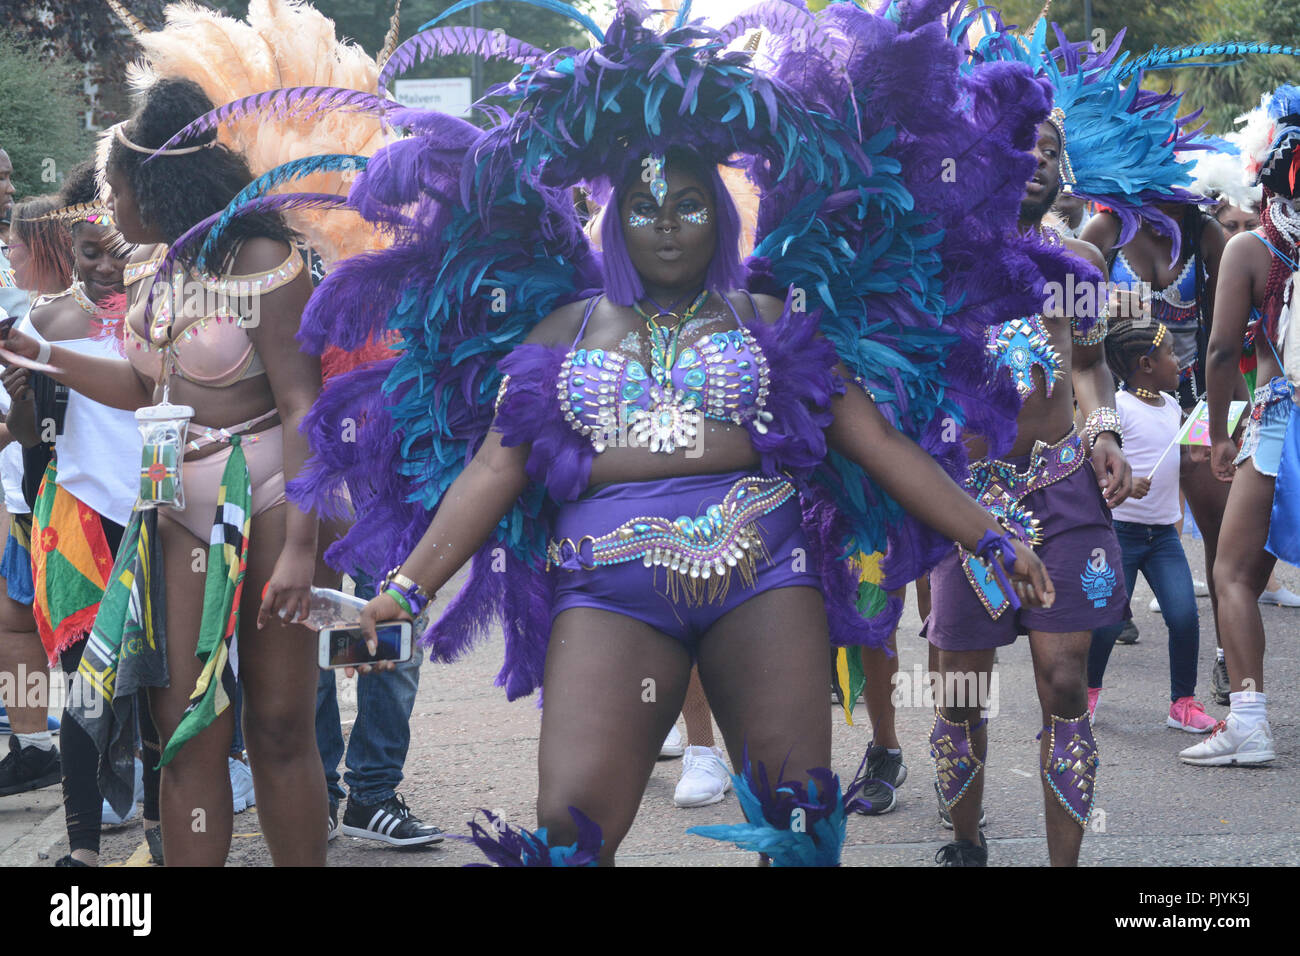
[925,455,1129,650]
[549,470,820,650]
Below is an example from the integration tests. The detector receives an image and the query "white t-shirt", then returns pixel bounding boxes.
[1111,390,1183,526]
[52,337,141,527]
[0,312,39,516]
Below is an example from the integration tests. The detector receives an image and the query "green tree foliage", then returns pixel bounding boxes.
[0,35,94,199]
[1170,0,1300,133]
[0,0,168,126]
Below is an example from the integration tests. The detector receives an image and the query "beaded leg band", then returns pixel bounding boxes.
[930,712,987,812]
[1041,713,1099,829]
[459,807,602,866]
[688,756,848,866]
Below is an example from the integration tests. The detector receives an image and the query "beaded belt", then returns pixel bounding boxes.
[1249,377,1294,425]
[547,475,796,606]
[959,427,1086,619]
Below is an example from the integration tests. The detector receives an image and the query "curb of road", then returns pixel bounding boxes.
[0,803,66,867]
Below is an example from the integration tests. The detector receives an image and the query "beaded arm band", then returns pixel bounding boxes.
[1083,406,1124,454]
[1071,296,1109,347]
[975,530,1021,612]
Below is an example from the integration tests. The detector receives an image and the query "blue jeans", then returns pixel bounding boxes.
[1089,521,1199,700]
[314,578,421,807]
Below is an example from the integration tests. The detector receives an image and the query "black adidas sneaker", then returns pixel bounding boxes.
[340,793,444,847]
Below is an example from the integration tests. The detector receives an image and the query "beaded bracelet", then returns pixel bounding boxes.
[975,529,1022,612]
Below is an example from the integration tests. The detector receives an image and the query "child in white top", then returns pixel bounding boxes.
[1088,321,1215,733]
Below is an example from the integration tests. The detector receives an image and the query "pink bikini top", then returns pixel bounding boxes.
[122,246,301,388]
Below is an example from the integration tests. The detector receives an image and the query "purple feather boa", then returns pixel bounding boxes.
[494,343,594,502]
[286,359,428,576]
[742,298,842,474]
[423,545,554,701]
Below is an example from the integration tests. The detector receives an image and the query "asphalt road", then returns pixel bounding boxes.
[4,535,1297,867]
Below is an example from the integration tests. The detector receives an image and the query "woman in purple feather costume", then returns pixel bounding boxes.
[355,140,1054,864]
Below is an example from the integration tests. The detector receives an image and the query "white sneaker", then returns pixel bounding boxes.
[659,724,685,759]
[1149,596,1161,613]
[230,754,256,813]
[1259,586,1300,607]
[1193,579,1210,598]
[1179,714,1276,766]
[673,745,732,807]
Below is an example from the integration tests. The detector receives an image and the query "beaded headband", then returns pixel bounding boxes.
[1048,106,1077,196]
[17,202,112,228]
[113,123,217,157]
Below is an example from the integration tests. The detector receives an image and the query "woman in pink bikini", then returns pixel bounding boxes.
[1,78,328,866]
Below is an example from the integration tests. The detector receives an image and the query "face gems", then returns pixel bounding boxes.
[680,207,710,226]
[645,153,668,207]
[627,211,656,229]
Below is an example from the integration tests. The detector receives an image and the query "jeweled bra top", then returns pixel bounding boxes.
[1109,249,1200,368]
[987,314,1062,399]
[122,245,302,387]
[557,293,772,452]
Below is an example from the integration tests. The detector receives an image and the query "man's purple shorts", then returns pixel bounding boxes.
[925,458,1130,649]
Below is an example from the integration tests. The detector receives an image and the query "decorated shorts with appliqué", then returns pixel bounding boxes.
[548,470,820,650]
[1235,378,1294,479]
[924,428,1129,649]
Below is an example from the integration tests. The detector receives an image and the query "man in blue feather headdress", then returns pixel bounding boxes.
[923,107,1133,867]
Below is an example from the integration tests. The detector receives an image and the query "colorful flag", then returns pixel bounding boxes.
[30,461,116,663]
[71,507,168,818]
[1176,400,1248,447]
[836,550,888,724]
[161,435,251,765]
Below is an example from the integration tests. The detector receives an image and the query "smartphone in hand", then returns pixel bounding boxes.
[318,621,413,669]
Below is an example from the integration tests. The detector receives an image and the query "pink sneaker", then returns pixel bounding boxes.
[1087,687,1101,720]
[1168,697,1217,733]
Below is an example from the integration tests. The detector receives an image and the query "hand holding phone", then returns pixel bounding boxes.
[319,620,413,671]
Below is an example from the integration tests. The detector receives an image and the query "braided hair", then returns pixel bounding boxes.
[1105,317,1164,385]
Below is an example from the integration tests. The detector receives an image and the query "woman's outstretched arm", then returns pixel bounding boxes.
[356,430,531,650]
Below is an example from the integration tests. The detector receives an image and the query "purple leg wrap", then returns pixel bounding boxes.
[1041,713,1099,828]
[930,712,986,812]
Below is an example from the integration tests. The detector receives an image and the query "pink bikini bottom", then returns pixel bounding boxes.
[163,422,287,542]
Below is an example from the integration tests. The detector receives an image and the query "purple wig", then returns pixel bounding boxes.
[599,156,744,306]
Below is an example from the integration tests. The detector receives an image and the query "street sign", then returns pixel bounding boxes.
[392,78,473,117]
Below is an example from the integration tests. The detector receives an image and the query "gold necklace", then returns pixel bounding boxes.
[70,281,97,314]
[1129,385,1162,400]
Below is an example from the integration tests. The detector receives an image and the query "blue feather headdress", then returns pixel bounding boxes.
[961,13,1212,260]
[166,0,1076,695]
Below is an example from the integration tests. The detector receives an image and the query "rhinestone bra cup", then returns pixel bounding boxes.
[557,326,773,453]
[987,314,1063,399]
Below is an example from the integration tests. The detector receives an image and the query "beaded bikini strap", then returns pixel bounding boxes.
[570,295,603,348]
